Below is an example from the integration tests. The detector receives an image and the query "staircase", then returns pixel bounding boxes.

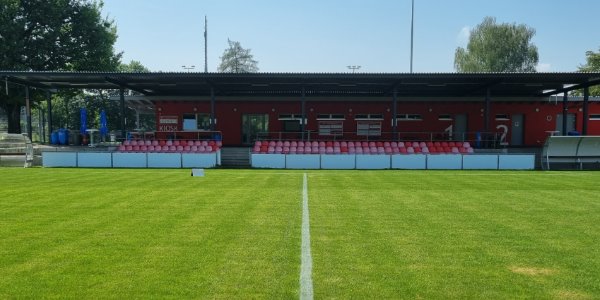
[220,147,251,168]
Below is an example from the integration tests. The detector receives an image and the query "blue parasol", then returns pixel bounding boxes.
[80,108,87,135]
[99,110,108,137]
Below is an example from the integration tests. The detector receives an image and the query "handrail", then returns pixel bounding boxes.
[253,131,501,148]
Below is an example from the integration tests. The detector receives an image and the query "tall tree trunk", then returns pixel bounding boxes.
[6,103,22,133]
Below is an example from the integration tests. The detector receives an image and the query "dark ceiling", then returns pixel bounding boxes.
[2,71,600,98]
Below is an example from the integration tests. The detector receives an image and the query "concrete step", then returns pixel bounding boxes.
[220,147,251,167]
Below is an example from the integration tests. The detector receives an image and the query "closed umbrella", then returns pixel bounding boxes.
[80,108,87,135]
[100,110,108,138]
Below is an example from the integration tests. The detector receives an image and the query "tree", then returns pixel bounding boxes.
[0,0,121,133]
[218,39,259,73]
[454,17,538,72]
[575,48,600,96]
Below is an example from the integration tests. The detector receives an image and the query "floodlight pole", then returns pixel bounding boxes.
[347,65,361,73]
[410,0,414,73]
[182,65,195,72]
[204,16,208,73]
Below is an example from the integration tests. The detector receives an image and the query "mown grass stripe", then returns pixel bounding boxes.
[300,173,313,300]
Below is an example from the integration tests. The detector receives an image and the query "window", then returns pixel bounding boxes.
[182,113,211,131]
[319,121,343,136]
[355,114,383,120]
[438,114,452,121]
[278,114,303,120]
[357,121,381,136]
[283,120,301,132]
[396,114,423,121]
[197,114,211,130]
[279,114,303,132]
[590,114,600,121]
[495,114,510,121]
[317,114,345,120]
[182,114,197,131]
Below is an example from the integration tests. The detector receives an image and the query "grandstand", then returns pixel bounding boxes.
[1,71,600,169]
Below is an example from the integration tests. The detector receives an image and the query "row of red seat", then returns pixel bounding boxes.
[123,139,222,147]
[253,140,474,155]
[119,139,220,153]
[255,140,470,148]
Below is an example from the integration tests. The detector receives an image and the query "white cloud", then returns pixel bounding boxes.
[536,63,552,72]
[456,26,470,46]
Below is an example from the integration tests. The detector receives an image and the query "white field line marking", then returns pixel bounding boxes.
[300,173,314,300]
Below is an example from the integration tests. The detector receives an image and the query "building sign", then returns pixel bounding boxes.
[159,115,178,131]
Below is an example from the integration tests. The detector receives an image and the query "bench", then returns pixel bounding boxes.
[541,136,600,170]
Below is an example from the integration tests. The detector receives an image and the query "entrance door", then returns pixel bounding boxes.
[242,114,269,145]
[453,114,468,141]
[511,114,524,146]
[555,113,576,135]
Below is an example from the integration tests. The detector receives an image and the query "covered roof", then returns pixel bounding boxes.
[2,71,600,98]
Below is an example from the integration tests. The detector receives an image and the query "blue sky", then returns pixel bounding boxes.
[101,0,600,73]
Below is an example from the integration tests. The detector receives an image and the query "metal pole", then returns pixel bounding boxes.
[392,88,398,138]
[25,86,32,140]
[583,86,589,135]
[210,87,216,130]
[47,91,53,143]
[410,0,414,73]
[484,88,491,132]
[562,93,568,135]
[120,87,126,138]
[301,86,306,141]
[204,16,208,73]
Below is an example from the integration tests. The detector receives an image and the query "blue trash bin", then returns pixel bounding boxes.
[50,131,59,145]
[58,129,69,145]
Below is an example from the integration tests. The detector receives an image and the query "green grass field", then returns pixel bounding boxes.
[1,169,599,299]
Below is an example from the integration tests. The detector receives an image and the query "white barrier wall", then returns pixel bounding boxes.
[148,153,182,168]
[498,155,535,170]
[252,154,286,169]
[462,155,499,170]
[286,154,321,169]
[427,154,463,170]
[77,152,112,168]
[320,155,356,169]
[391,154,427,169]
[113,153,147,168]
[356,155,390,169]
[251,153,535,170]
[43,152,77,167]
[43,152,219,168]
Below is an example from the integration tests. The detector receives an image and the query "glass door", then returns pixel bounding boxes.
[242,114,269,145]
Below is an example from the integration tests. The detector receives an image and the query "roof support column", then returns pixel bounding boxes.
[47,91,53,143]
[392,88,398,139]
[301,86,306,141]
[25,86,33,140]
[583,86,589,135]
[562,93,568,136]
[484,88,491,133]
[210,87,216,131]
[120,87,126,139]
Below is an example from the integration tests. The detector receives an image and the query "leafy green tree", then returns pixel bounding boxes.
[0,0,121,133]
[454,17,538,72]
[50,60,152,136]
[218,39,259,73]
[575,48,600,96]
